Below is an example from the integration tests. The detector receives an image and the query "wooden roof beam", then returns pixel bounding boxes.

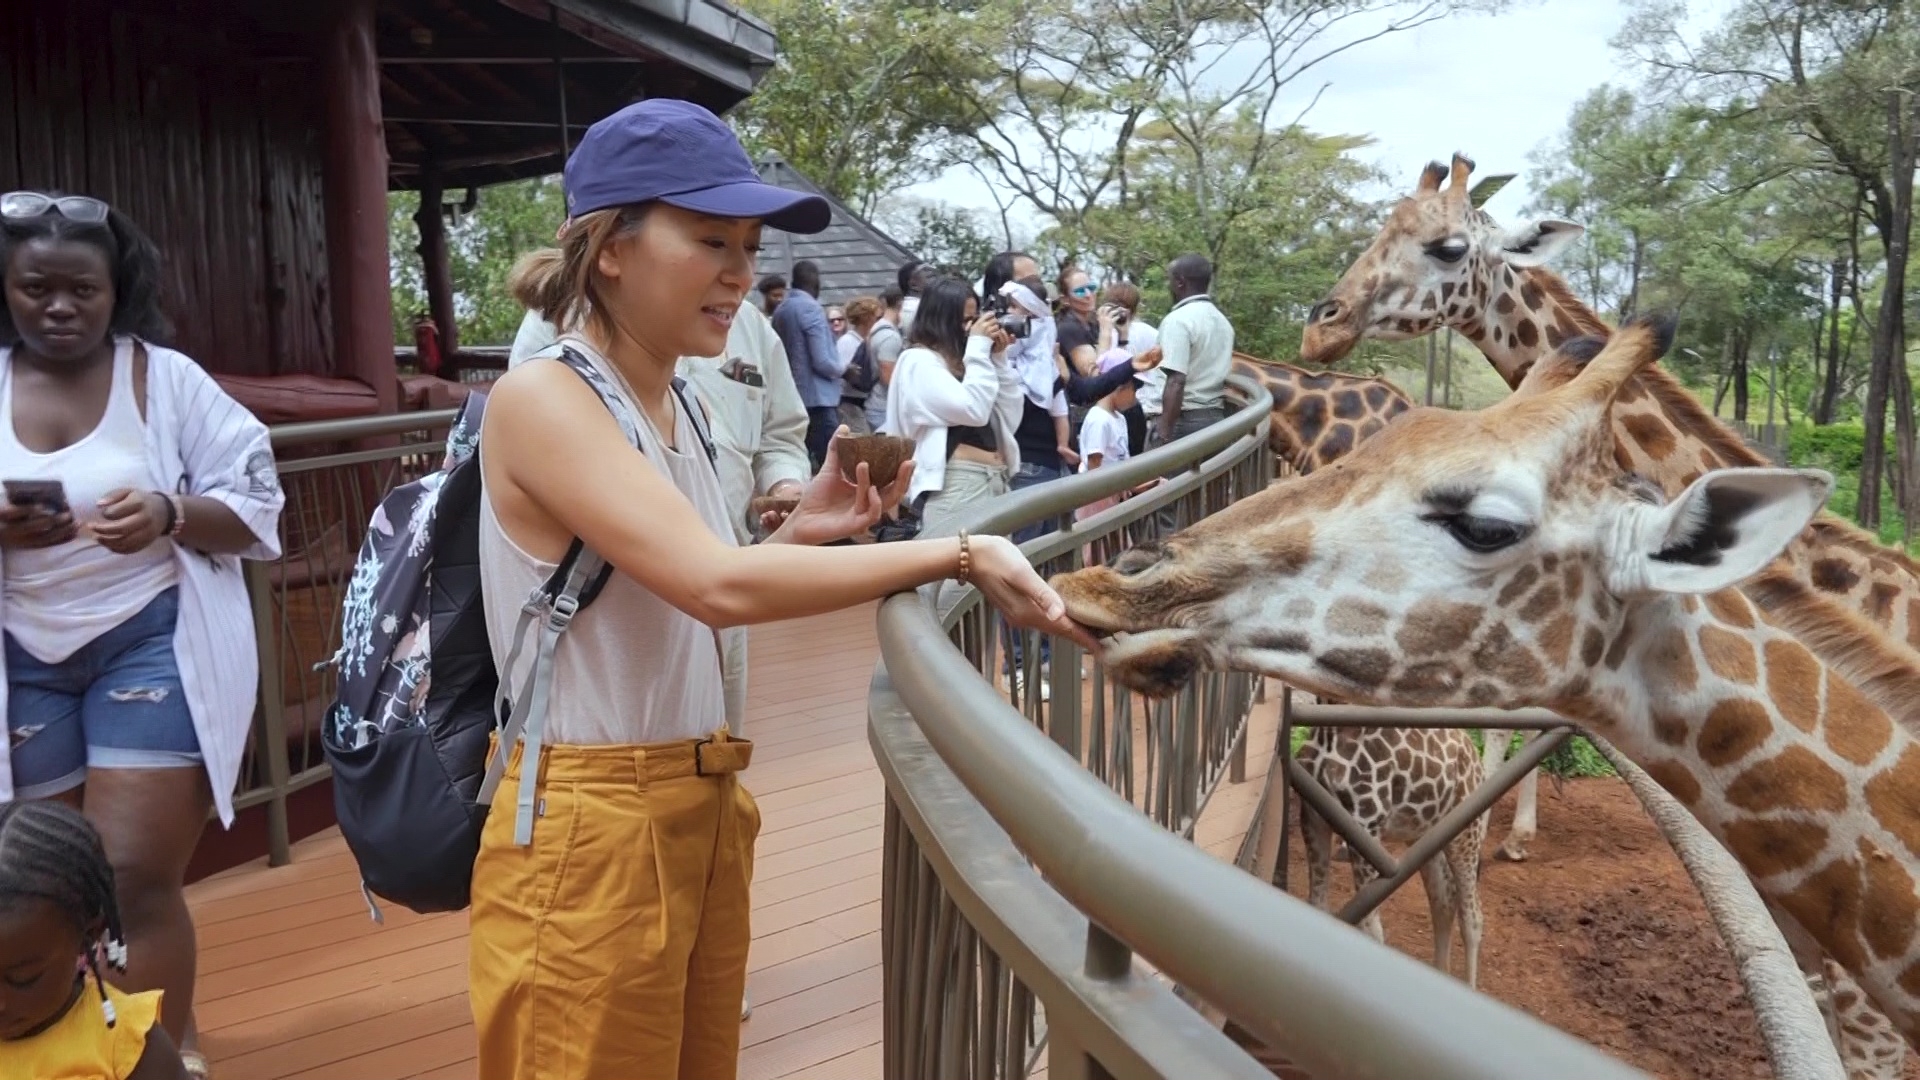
[378,35,646,63]
[384,104,596,129]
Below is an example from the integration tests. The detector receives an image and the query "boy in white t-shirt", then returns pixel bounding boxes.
[1076,349,1150,521]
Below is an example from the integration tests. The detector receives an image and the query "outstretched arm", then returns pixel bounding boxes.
[485,359,1092,645]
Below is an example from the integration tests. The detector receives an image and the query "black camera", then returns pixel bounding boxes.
[988,292,1030,339]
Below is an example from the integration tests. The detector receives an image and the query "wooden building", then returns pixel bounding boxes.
[754,153,921,308]
[2,0,776,419]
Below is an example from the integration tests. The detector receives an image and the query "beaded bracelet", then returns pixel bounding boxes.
[956,530,971,586]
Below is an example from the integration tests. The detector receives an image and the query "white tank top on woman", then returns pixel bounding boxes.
[478,337,735,747]
[0,339,179,664]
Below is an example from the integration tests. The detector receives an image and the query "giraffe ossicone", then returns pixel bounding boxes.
[1052,322,1920,1054]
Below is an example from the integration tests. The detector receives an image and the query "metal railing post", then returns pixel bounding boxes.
[246,560,294,866]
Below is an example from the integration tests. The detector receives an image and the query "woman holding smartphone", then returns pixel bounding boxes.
[474,99,1087,1080]
[0,189,285,1079]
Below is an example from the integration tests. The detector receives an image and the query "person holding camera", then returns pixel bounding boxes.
[883,277,1024,540]
[1096,281,1158,455]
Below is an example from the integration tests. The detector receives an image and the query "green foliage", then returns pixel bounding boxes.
[728,0,1010,216]
[1786,419,1918,549]
[389,177,565,347]
[1059,119,1390,364]
[882,201,1002,280]
[1790,420,1874,473]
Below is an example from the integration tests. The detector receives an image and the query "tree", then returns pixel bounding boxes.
[728,0,1012,215]
[388,176,566,347]
[950,0,1506,239]
[1062,115,1387,363]
[878,199,1004,280]
[1621,0,1920,527]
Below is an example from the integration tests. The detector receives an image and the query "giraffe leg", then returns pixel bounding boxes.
[1770,899,1907,1079]
[1418,855,1455,977]
[1444,819,1486,990]
[1301,797,1333,912]
[1825,961,1907,1080]
[1494,732,1540,862]
[1347,851,1387,944]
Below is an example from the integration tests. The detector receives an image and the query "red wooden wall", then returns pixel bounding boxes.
[1,2,336,379]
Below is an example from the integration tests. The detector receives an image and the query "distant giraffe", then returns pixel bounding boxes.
[1231,353,1411,474]
[1228,352,1487,982]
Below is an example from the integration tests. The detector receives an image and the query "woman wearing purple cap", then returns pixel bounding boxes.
[469,98,1090,1080]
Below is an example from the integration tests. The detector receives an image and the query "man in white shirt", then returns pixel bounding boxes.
[1151,253,1234,447]
[1148,253,1234,534]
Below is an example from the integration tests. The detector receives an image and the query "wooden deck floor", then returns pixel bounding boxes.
[188,604,890,1080]
[187,604,1282,1080]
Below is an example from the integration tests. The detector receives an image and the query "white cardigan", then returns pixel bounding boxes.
[884,334,1024,505]
[0,339,283,825]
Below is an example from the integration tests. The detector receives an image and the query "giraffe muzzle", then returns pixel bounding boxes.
[1091,628,1211,698]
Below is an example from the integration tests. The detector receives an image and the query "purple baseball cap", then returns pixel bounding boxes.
[562,99,831,234]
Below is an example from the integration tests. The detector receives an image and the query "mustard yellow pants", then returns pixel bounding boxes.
[468,731,759,1080]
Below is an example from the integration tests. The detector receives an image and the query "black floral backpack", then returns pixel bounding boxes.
[321,344,716,915]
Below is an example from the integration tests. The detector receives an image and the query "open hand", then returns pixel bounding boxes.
[968,534,1102,653]
[1131,346,1163,372]
[767,428,915,545]
[0,502,76,550]
[90,489,170,553]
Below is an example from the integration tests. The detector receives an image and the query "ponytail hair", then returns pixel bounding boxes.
[507,205,651,341]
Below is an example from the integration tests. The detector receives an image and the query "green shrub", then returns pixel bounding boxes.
[1788,421,1871,472]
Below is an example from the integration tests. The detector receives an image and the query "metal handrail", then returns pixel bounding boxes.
[871,372,1649,1080]
[269,407,460,449]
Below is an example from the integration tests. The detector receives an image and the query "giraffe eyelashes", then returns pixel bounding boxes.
[1425,238,1470,263]
[1422,512,1532,554]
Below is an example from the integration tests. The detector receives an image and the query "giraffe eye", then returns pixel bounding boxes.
[1425,512,1531,553]
[1425,238,1469,263]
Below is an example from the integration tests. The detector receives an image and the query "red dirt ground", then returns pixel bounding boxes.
[1259,775,1917,1080]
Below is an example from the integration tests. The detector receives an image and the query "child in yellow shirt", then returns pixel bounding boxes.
[0,800,186,1079]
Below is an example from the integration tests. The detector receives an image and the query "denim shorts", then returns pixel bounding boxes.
[6,586,200,799]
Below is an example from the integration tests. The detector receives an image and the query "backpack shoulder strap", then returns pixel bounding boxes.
[670,376,720,477]
[477,344,645,835]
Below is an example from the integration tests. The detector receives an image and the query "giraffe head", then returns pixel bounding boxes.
[1054,317,1834,702]
[1300,152,1585,369]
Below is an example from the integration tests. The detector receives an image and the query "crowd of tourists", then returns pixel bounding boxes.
[0,96,1235,1080]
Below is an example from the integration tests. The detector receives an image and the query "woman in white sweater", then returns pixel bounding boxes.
[884,277,1024,539]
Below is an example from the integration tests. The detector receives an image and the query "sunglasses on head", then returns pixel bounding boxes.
[0,192,110,224]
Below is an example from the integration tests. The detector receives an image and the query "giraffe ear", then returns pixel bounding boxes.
[1497,219,1584,267]
[1622,469,1833,595]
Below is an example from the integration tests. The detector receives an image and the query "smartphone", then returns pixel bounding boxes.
[4,479,69,515]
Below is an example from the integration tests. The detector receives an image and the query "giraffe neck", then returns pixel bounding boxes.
[1456,264,1613,388]
[1584,582,1920,1041]
[1451,263,1920,651]
[1238,357,1412,474]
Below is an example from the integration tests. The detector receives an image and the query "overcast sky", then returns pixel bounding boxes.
[890,0,1734,235]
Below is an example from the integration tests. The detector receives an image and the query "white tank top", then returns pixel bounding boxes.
[478,339,736,747]
[0,338,179,663]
